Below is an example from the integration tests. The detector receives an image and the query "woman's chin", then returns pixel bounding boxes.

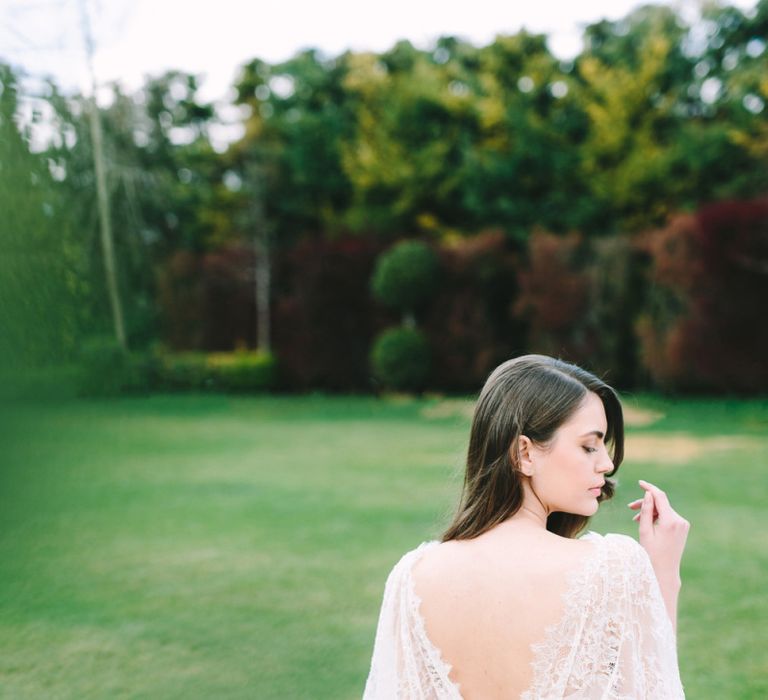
[573,499,600,517]
[559,500,600,517]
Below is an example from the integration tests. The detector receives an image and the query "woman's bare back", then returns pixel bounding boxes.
[411,527,598,699]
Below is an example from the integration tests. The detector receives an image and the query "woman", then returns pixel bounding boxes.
[363,354,689,699]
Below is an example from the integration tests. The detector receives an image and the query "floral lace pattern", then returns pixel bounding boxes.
[363,532,685,699]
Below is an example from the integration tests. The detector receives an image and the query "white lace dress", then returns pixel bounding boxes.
[362,531,685,699]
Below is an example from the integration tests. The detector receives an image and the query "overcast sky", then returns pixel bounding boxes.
[1,0,758,104]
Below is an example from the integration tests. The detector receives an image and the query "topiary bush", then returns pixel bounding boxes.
[370,327,430,392]
[370,239,439,315]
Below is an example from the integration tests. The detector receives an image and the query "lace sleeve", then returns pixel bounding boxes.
[611,534,686,699]
[362,542,462,700]
[521,533,686,699]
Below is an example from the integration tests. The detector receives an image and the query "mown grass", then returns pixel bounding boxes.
[1,389,766,698]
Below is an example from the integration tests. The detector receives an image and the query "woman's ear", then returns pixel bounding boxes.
[514,435,536,477]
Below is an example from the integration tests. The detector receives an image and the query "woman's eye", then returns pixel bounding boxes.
[583,446,597,453]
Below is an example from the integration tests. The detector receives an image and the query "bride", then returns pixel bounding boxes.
[362,354,689,699]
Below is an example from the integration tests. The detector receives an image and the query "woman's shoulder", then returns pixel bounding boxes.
[381,540,442,585]
[583,529,643,549]
[413,530,601,569]
[392,531,648,582]
[598,531,651,560]
[394,539,442,565]
[581,530,656,586]
[411,531,596,595]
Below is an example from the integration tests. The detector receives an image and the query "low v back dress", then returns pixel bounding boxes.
[362,531,685,699]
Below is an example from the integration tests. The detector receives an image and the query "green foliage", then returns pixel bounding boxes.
[76,336,153,397]
[75,339,277,396]
[231,50,354,240]
[156,351,211,391]
[206,350,277,392]
[340,42,476,233]
[228,4,768,240]
[370,327,430,391]
[43,70,225,351]
[371,240,438,312]
[0,65,82,369]
[461,33,598,239]
[156,349,277,393]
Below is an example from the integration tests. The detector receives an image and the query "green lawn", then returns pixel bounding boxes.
[1,389,767,698]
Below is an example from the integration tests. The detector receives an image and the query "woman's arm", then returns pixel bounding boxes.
[628,479,690,636]
[654,569,682,636]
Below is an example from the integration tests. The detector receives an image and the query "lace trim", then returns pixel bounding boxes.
[519,532,605,699]
[403,534,605,700]
[404,540,464,699]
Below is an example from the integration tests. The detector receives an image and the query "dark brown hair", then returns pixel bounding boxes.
[441,354,624,541]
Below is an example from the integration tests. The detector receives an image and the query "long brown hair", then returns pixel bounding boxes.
[441,354,624,541]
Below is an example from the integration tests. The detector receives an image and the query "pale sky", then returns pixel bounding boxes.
[2,0,758,102]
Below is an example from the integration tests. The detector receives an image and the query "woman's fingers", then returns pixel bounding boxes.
[631,481,687,535]
[634,480,691,578]
[628,497,658,523]
[638,479,672,516]
[638,488,656,538]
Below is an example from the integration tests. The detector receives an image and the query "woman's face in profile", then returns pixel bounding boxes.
[524,391,614,516]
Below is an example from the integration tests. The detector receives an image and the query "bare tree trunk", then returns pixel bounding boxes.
[254,229,271,353]
[246,162,271,353]
[80,0,127,350]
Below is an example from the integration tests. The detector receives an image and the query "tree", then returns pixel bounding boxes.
[635,198,768,392]
[463,32,593,240]
[0,65,81,369]
[45,71,222,348]
[340,40,477,235]
[574,6,691,232]
[231,50,354,242]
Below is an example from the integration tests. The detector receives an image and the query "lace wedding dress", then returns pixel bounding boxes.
[362,531,685,699]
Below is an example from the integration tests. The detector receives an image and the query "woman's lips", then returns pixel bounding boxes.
[589,487,602,495]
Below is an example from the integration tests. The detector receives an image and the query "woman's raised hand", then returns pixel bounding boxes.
[627,479,690,583]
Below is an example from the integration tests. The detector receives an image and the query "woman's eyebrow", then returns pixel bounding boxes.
[579,430,605,439]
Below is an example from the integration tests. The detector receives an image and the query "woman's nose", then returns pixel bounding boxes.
[597,448,613,473]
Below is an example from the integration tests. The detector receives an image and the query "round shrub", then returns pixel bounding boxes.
[371,240,438,312]
[370,327,430,392]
